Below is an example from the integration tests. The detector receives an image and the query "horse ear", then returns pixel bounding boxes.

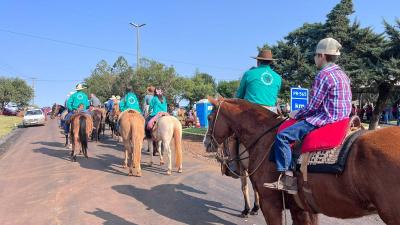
[208,96,218,106]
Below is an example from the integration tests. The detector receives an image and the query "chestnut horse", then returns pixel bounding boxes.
[70,112,93,161]
[91,108,106,142]
[119,110,145,176]
[204,98,400,225]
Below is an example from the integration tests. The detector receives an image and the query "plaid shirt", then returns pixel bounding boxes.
[295,64,352,127]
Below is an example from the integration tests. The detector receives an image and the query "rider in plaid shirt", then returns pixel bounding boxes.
[295,64,352,127]
[264,38,352,194]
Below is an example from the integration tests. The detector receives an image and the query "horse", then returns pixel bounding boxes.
[215,137,260,218]
[51,103,66,119]
[118,110,145,176]
[109,103,121,138]
[149,116,183,175]
[204,97,400,225]
[91,108,106,142]
[69,112,93,161]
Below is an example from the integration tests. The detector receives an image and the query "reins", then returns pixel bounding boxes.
[208,100,288,178]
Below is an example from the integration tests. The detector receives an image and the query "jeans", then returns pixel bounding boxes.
[273,120,316,172]
[64,111,74,134]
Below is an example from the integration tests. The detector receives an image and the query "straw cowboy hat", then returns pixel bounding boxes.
[75,83,87,91]
[109,95,116,100]
[251,49,277,61]
[116,95,121,100]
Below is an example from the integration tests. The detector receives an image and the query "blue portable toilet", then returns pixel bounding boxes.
[196,99,213,128]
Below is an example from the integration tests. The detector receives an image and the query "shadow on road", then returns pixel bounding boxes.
[112,183,238,225]
[32,143,128,176]
[86,208,138,225]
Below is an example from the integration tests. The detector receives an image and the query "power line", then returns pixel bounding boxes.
[0,28,244,72]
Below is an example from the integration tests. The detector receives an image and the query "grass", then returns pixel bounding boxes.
[0,116,22,138]
[182,127,207,136]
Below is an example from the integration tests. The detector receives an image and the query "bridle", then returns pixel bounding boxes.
[206,100,288,178]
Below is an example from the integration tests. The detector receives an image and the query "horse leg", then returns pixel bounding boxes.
[122,138,129,168]
[127,144,133,176]
[250,186,260,215]
[165,139,172,175]
[158,140,164,166]
[240,175,251,218]
[148,139,154,166]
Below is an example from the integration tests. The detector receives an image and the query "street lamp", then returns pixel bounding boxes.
[129,22,146,71]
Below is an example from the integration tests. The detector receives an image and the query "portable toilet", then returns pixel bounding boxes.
[196,99,213,128]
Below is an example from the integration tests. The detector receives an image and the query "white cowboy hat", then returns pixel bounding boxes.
[75,83,87,91]
[109,95,116,100]
[116,95,121,100]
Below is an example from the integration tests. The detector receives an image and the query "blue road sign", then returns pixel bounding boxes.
[290,88,309,111]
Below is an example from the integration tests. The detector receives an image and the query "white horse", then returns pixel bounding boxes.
[147,116,183,175]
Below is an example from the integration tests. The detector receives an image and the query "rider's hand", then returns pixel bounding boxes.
[288,110,299,119]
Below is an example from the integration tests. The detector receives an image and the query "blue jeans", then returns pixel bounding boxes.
[64,111,74,134]
[273,120,316,172]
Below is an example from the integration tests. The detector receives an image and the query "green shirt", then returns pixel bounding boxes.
[120,92,141,113]
[149,96,167,116]
[66,91,90,111]
[236,65,282,106]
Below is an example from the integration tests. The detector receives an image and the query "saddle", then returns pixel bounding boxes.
[147,112,169,131]
[277,117,366,174]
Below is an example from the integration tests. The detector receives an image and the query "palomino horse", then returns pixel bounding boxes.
[69,112,93,161]
[119,110,145,176]
[149,116,183,175]
[217,137,260,218]
[204,97,400,225]
[91,108,106,142]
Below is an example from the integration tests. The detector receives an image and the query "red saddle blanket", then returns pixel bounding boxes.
[278,118,350,153]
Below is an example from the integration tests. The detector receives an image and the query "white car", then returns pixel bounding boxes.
[23,109,46,127]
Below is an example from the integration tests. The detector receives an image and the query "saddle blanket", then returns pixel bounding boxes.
[147,112,169,130]
[295,130,368,174]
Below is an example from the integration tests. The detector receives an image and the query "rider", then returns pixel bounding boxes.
[145,88,168,136]
[64,83,90,135]
[90,93,101,108]
[236,49,282,113]
[119,87,141,113]
[264,38,352,194]
[227,49,282,175]
[106,95,116,113]
[142,86,155,117]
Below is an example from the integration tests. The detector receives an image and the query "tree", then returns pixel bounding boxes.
[0,77,33,109]
[262,0,393,129]
[217,80,240,98]
[85,60,115,103]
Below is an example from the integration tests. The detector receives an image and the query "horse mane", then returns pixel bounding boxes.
[223,98,281,121]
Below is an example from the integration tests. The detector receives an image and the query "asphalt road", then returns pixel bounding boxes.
[0,120,384,225]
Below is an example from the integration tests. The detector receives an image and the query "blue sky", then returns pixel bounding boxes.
[0,0,398,107]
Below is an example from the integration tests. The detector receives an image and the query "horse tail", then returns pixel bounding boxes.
[79,116,88,155]
[174,121,183,168]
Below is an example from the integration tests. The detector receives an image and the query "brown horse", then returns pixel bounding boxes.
[70,112,93,161]
[118,110,145,176]
[109,103,121,138]
[91,108,106,142]
[204,97,400,225]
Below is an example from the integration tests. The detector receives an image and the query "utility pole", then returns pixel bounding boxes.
[129,22,146,72]
[29,77,37,106]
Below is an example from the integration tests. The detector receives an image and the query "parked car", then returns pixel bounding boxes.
[2,107,19,116]
[23,109,46,127]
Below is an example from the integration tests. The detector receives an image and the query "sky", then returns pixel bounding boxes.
[0,0,399,107]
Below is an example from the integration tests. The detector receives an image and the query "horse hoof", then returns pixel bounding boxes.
[149,162,153,167]
[240,213,249,218]
[135,172,142,177]
[250,211,258,216]
[160,161,164,165]
[167,170,172,175]
[178,168,183,173]
[122,163,128,168]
